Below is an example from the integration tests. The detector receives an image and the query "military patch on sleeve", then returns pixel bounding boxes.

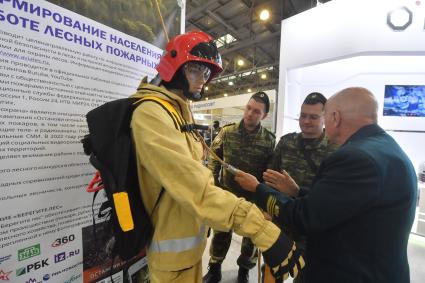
[273,203,280,218]
[222,122,235,128]
[266,195,280,217]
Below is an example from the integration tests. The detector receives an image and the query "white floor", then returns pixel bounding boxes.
[202,234,272,283]
[202,233,425,283]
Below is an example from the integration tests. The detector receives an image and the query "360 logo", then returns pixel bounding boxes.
[51,234,75,248]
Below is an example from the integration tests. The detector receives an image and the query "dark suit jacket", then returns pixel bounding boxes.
[256,124,417,283]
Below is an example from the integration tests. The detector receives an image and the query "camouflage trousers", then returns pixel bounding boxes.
[209,229,258,269]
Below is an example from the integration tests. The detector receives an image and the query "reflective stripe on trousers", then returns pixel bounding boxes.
[149,225,206,253]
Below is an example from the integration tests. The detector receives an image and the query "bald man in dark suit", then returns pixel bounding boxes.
[235,87,418,283]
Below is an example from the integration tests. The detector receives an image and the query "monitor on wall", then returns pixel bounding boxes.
[383,85,425,117]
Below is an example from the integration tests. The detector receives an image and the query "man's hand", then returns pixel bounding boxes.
[263,169,300,197]
[234,170,259,192]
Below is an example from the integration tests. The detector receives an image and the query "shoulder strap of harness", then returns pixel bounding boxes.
[113,96,183,233]
[134,96,184,131]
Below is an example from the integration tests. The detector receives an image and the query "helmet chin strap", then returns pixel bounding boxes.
[160,66,206,101]
[184,86,204,101]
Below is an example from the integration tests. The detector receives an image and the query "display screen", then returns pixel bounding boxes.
[384,85,425,117]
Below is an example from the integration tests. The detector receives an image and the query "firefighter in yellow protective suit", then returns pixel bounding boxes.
[130,31,304,283]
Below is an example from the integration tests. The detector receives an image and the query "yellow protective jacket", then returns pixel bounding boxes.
[130,83,280,271]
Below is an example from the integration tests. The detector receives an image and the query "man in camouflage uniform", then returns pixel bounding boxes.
[203,92,276,283]
[211,120,222,142]
[206,120,222,147]
[266,92,338,283]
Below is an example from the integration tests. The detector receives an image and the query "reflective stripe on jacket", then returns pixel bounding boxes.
[150,225,206,253]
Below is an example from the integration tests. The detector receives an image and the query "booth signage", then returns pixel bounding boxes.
[387,6,413,31]
[386,6,425,31]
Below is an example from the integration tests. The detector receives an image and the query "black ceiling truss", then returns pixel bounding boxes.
[185,0,331,99]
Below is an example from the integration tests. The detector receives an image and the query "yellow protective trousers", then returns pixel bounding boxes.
[149,261,202,283]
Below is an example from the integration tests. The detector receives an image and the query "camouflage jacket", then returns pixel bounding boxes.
[268,132,338,188]
[208,120,275,201]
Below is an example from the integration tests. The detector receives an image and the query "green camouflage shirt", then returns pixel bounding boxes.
[208,120,275,201]
[268,132,338,188]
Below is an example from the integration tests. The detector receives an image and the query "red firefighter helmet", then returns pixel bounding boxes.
[156,31,223,83]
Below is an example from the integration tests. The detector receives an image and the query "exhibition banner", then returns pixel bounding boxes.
[191,91,276,111]
[0,0,163,282]
[44,0,182,49]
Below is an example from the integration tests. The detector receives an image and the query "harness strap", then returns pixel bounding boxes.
[135,96,184,131]
[112,96,183,233]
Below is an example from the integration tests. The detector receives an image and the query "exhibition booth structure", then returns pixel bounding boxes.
[276,0,425,235]
[0,0,182,282]
[191,90,276,134]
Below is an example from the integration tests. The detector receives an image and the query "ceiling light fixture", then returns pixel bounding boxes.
[237,59,245,66]
[223,93,228,97]
[261,73,267,79]
[247,88,252,93]
[259,9,270,21]
[228,81,234,86]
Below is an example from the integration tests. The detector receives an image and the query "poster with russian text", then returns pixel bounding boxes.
[0,0,171,282]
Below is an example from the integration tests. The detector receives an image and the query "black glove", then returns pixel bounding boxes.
[262,232,305,280]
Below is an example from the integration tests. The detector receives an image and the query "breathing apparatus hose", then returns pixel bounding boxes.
[194,130,239,175]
